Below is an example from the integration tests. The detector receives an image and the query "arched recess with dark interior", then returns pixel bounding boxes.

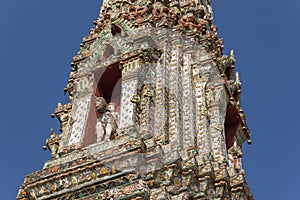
[224,103,241,150]
[95,62,122,110]
[111,24,122,36]
[82,62,122,147]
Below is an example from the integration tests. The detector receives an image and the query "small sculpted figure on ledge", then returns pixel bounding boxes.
[43,129,61,159]
[95,96,119,142]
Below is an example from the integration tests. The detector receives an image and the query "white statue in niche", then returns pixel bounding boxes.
[95,97,119,142]
[95,97,106,142]
[102,102,119,141]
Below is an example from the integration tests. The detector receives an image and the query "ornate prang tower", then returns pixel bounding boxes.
[17,0,253,199]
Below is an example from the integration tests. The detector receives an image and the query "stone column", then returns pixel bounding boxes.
[154,42,170,144]
[182,53,197,151]
[168,42,183,150]
[119,59,141,129]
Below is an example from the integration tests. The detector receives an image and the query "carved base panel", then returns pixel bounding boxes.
[18,138,253,200]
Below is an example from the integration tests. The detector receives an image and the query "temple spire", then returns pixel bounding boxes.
[17,1,253,199]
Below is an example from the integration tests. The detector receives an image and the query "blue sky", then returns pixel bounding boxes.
[0,0,299,199]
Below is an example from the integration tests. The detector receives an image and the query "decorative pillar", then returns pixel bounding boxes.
[169,41,183,150]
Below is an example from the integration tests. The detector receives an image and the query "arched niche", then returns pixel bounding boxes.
[111,24,122,36]
[95,62,122,111]
[224,104,241,149]
[81,62,122,147]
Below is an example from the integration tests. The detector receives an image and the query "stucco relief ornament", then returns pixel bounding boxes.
[136,180,150,193]
[101,190,114,199]
[152,1,169,27]
[43,129,61,158]
[169,1,180,28]
[95,97,119,142]
[95,16,105,33]
[130,4,150,27]
[143,85,154,98]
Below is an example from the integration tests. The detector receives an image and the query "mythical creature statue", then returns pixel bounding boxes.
[95,97,119,142]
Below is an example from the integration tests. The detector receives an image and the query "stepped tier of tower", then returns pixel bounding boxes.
[17,0,253,199]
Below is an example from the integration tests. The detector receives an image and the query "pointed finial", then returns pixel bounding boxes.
[235,72,242,88]
[230,49,236,65]
[230,49,235,59]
